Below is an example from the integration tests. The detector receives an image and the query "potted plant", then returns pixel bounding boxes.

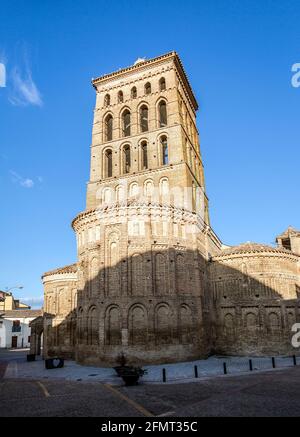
[113,352,131,377]
[121,367,147,386]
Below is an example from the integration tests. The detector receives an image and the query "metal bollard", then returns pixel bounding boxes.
[162,368,166,383]
[194,365,198,378]
[272,357,276,369]
[249,359,253,371]
[223,362,227,375]
[293,355,297,366]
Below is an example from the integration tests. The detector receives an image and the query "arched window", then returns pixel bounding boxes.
[144,179,154,197]
[118,90,124,103]
[116,185,125,202]
[140,105,149,132]
[158,100,167,127]
[105,149,113,177]
[104,114,113,142]
[131,87,137,99]
[103,187,113,204]
[161,136,168,165]
[122,110,131,137]
[104,94,110,107]
[123,145,131,174]
[145,82,151,95]
[141,141,148,169]
[159,178,169,196]
[129,182,139,197]
[159,77,166,91]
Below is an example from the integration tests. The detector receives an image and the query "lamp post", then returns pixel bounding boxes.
[5,286,24,294]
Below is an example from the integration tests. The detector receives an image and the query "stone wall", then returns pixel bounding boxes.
[210,244,300,356]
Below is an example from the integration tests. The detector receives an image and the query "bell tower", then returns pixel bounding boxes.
[72,52,219,366]
[86,51,209,223]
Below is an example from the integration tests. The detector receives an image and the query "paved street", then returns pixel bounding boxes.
[1,349,300,417]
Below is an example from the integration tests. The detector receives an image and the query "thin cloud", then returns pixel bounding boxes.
[9,66,42,106]
[10,170,35,189]
[8,44,43,107]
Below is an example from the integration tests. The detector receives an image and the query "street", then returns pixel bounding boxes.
[1,349,300,417]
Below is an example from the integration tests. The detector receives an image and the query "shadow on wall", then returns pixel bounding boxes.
[38,248,300,366]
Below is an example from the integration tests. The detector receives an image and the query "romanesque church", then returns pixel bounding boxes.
[30,52,300,364]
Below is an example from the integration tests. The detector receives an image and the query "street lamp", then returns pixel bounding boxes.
[5,286,24,295]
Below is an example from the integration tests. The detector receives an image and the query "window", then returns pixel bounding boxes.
[133,222,140,235]
[118,90,124,103]
[116,185,125,202]
[123,145,131,173]
[160,178,169,196]
[129,182,139,197]
[159,77,166,91]
[104,114,113,141]
[141,141,148,169]
[103,187,112,204]
[140,105,149,132]
[145,82,151,95]
[282,238,291,251]
[104,94,110,107]
[144,180,154,197]
[161,136,168,165]
[122,110,131,137]
[12,320,21,333]
[131,87,137,99]
[159,100,167,127]
[105,149,113,178]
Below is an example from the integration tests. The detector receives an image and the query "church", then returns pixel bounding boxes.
[30,52,300,365]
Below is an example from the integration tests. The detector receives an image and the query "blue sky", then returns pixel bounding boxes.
[1,0,299,307]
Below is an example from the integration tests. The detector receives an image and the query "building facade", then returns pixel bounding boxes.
[36,53,300,365]
[0,290,31,312]
[0,310,42,349]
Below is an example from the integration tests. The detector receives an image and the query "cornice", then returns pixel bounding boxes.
[43,272,78,284]
[92,51,198,112]
[72,202,205,231]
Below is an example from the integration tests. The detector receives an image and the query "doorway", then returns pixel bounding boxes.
[11,336,18,348]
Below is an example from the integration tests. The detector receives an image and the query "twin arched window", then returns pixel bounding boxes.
[159,77,166,91]
[131,87,137,99]
[104,114,113,141]
[105,149,113,177]
[122,110,131,137]
[145,82,151,95]
[141,141,148,169]
[118,90,124,103]
[161,136,168,165]
[104,94,110,107]
[159,100,167,127]
[140,105,149,132]
[123,145,131,174]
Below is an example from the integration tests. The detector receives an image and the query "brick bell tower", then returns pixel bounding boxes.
[72,52,221,366]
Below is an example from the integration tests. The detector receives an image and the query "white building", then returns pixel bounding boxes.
[0,310,42,349]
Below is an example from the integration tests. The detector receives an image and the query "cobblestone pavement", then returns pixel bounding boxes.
[1,367,300,417]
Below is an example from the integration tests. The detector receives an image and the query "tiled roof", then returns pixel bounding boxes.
[213,242,299,258]
[276,226,300,239]
[42,263,78,277]
[1,309,42,318]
